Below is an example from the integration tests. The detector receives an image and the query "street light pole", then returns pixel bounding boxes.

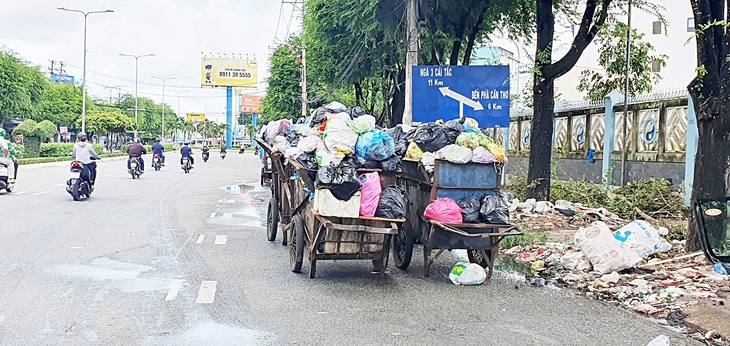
[119,53,155,139]
[151,76,177,140]
[57,7,114,134]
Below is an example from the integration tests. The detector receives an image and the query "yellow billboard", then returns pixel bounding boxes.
[201,57,258,87]
[186,113,206,123]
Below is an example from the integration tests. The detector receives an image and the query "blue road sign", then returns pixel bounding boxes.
[412,65,510,127]
[51,74,75,84]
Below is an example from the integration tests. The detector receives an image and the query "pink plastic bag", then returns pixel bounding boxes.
[424,198,463,224]
[359,172,382,217]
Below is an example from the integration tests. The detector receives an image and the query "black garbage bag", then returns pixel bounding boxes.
[376,186,407,219]
[457,195,481,223]
[284,129,301,147]
[444,119,465,144]
[315,160,361,201]
[355,156,380,169]
[394,139,408,157]
[386,126,407,143]
[296,153,319,181]
[347,106,366,118]
[310,107,331,128]
[411,123,450,152]
[479,193,510,224]
[378,155,400,172]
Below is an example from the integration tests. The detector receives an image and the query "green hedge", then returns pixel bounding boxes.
[39,143,104,158]
[120,144,175,154]
[18,152,127,165]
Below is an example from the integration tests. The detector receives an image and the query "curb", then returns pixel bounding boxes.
[18,156,130,171]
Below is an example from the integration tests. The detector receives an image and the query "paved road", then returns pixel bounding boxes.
[0,152,702,345]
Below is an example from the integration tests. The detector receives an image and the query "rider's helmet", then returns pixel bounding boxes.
[155,138,161,143]
[134,138,141,143]
[184,142,190,146]
[0,128,6,138]
[78,132,88,141]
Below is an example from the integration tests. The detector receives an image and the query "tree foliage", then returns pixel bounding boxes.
[77,110,134,136]
[12,119,58,139]
[37,82,88,125]
[260,36,302,122]
[577,22,667,100]
[114,94,175,139]
[0,51,47,123]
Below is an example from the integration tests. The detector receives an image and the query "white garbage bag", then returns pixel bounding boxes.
[273,135,289,152]
[324,101,347,112]
[323,113,359,155]
[297,135,322,153]
[614,220,673,258]
[439,144,472,164]
[560,251,593,272]
[449,262,487,285]
[574,221,643,274]
[346,114,376,134]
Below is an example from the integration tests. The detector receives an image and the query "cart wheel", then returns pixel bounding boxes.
[290,215,305,273]
[467,249,492,269]
[392,225,413,270]
[267,198,279,242]
[373,252,390,273]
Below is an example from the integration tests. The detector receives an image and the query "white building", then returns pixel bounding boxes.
[486,2,697,102]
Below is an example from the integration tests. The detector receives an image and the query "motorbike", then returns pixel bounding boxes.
[0,160,15,193]
[220,150,227,160]
[66,160,92,201]
[129,157,142,179]
[153,154,163,171]
[181,156,192,173]
[202,151,209,162]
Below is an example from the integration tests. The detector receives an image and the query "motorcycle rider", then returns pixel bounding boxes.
[72,132,100,187]
[180,142,194,167]
[0,129,16,182]
[202,145,210,160]
[151,138,165,166]
[219,141,227,154]
[127,138,147,174]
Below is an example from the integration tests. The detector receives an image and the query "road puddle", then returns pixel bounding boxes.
[494,255,535,278]
[223,183,255,194]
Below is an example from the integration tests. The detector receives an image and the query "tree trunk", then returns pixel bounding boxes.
[449,16,468,66]
[527,78,555,200]
[462,11,486,66]
[527,0,556,200]
[354,81,363,106]
[391,68,406,126]
[687,92,730,251]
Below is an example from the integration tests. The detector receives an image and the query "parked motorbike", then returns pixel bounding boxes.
[181,156,192,173]
[129,157,142,179]
[220,150,227,160]
[0,160,15,193]
[153,154,163,171]
[66,160,92,201]
[202,151,209,162]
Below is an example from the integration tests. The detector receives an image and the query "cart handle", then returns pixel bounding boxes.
[315,215,398,235]
[429,220,523,238]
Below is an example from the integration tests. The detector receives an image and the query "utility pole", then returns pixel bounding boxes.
[119,53,155,139]
[151,76,177,140]
[404,0,419,125]
[301,48,307,117]
[621,0,632,186]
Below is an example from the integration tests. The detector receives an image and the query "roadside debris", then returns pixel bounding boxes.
[501,197,729,342]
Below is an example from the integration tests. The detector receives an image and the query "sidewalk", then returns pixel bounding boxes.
[18,156,129,171]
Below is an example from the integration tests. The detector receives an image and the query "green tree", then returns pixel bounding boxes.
[115,94,175,140]
[12,119,58,157]
[37,82,88,125]
[237,112,253,125]
[526,0,662,200]
[577,22,667,100]
[0,51,47,123]
[261,36,302,122]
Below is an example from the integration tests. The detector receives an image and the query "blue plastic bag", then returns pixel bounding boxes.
[355,130,395,162]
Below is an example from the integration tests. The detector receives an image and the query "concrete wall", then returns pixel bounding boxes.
[506,155,685,186]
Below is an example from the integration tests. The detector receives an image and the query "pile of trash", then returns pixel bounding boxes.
[423,193,510,225]
[262,102,407,219]
[388,118,507,173]
[501,219,729,322]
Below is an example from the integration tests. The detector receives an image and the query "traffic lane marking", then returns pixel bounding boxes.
[32,191,47,196]
[164,279,186,301]
[196,235,206,244]
[214,235,227,245]
[195,281,217,304]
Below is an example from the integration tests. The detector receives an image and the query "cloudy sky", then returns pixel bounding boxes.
[0,0,301,124]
